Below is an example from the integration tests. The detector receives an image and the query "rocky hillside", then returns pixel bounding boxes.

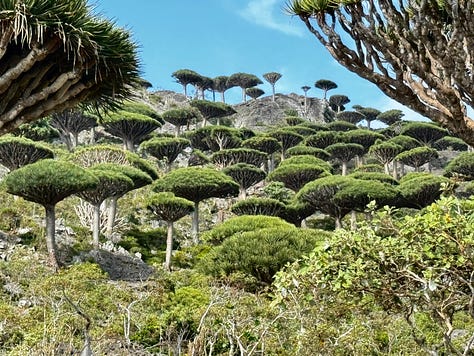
[143,90,329,131]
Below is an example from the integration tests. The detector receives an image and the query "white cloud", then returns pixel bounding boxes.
[239,0,305,37]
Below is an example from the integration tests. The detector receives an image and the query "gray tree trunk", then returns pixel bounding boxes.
[44,204,59,270]
[92,204,101,249]
[165,221,174,271]
[191,201,200,244]
[342,161,348,176]
[106,196,118,239]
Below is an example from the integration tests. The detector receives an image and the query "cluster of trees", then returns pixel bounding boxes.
[2,0,474,353]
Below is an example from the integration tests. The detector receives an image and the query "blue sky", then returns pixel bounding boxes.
[93,0,423,120]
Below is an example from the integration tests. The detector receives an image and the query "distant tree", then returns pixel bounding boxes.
[302,85,311,112]
[190,100,236,126]
[172,69,202,98]
[396,147,439,173]
[268,163,329,192]
[398,173,449,209]
[326,120,358,132]
[263,72,282,101]
[3,160,98,269]
[50,109,97,151]
[227,73,263,103]
[326,143,365,175]
[161,108,199,136]
[297,175,354,228]
[286,145,331,160]
[388,135,421,151]
[376,109,404,126]
[285,125,318,137]
[153,167,239,241]
[344,129,385,153]
[231,197,285,217]
[140,137,190,172]
[336,111,365,125]
[329,95,350,113]
[400,122,448,146]
[76,166,134,248]
[100,110,161,151]
[280,155,332,172]
[245,87,265,101]
[187,125,241,152]
[285,116,305,126]
[279,200,316,227]
[242,135,282,172]
[146,192,194,270]
[13,117,59,142]
[213,76,231,103]
[0,136,54,171]
[268,129,304,160]
[433,136,469,151]
[0,0,139,136]
[305,131,341,149]
[94,163,153,238]
[211,148,267,169]
[353,106,381,130]
[444,152,474,180]
[194,75,214,100]
[223,163,266,199]
[188,149,210,167]
[315,79,337,100]
[369,141,403,174]
[348,171,399,185]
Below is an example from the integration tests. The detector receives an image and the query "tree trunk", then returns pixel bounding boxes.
[342,161,348,176]
[164,221,173,271]
[272,85,276,102]
[392,160,398,180]
[90,127,96,144]
[106,196,118,239]
[335,216,342,229]
[241,88,246,103]
[350,210,357,230]
[238,186,247,200]
[44,204,59,270]
[72,132,79,149]
[92,204,101,249]
[191,201,200,244]
[175,125,181,137]
[384,162,390,175]
[124,139,134,152]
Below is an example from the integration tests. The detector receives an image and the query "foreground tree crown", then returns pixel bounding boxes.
[287,0,474,145]
[0,0,140,135]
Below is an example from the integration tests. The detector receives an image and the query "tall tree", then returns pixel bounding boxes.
[0,136,54,171]
[171,69,202,98]
[223,163,266,199]
[287,0,474,145]
[146,192,194,271]
[301,85,311,113]
[50,109,97,151]
[140,137,190,172]
[76,166,134,248]
[315,79,337,100]
[3,160,98,269]
[263,72,282,101]
[190,100,236,127]
[353,106,381,130]
[161,107,198,136]
[213,76,230,103]
[227,73,263,103]
[329,95,350,113]
[153,167,239,242]
[0,0,139,136]
[100,110,161,151]
[245,87,265,101]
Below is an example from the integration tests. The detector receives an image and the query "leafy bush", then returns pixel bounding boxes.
[200,227,330,289]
